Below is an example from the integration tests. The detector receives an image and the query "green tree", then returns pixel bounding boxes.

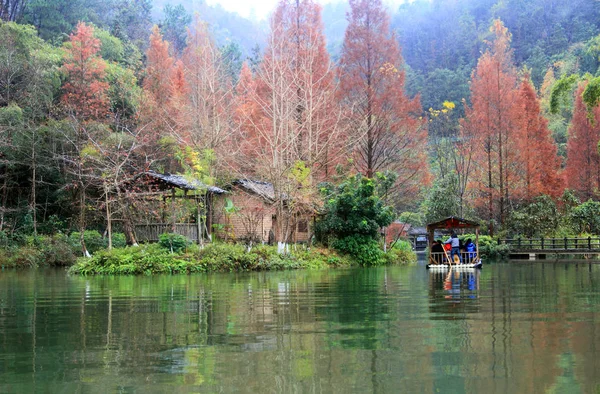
[508,195,559,237]
[221,42,243,84]
[571,200,600,235]
[160,3,191,54]
[315,174,395,265]
[421,173,461,224]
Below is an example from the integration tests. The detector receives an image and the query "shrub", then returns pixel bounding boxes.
[332,235,385,266]
[111,232,127,248]
[69,242,356,275]
[385,239,417,264]
[69,230,106,254]
[159,233,191,253]
[571,200,600,235]
[69,244,198,275]
[458,234,509,259]
[42,235,77,266]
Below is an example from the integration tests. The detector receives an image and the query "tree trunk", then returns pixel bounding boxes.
[79,187,90,257]
[31,131,37,235]
[105,182,112,250]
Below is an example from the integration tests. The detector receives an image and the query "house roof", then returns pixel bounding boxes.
[426,217,480,231]
[408,226,427,235]
[140,171,227,194]
[233,179,276,201]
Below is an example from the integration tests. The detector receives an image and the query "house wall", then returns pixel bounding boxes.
[211,186,312,243]
[212,188,275,242]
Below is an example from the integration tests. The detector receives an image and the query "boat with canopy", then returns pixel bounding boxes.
[426,217,482,270]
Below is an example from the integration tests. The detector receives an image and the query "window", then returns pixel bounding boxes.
[297,220,308,233]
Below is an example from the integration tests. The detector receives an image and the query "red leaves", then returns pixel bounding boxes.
[566,83,600,200]
[61,22,109,121]
[337,0,428,201]
[515,75,563,199]
[463,20,564,224]
[144,25,174,105]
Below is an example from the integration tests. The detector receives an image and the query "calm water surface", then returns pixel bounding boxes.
[1,262,600,393]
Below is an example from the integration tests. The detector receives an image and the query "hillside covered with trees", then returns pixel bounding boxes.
[2,0,600,267]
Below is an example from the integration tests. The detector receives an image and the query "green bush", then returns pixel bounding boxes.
[69,230,106,254]
[332,235,385,266]
[0,234,77,268]
[111,232,127,248]
[385,239,417,264]
[458,234,509,259]
[159,233,191,253]
[571,200,600,235]
[10,246,43,268]
[69,244,198,275]
[69,243,355,275]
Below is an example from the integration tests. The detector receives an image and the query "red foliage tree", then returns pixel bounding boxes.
[462,19,519,227]
[144,25,175,107]
[234,0,341,242]
[139,25,181,171]
[242,0,340,179]
[60,22,110,256]
[515,74,563,200]
[565,83,600,200]
[337,0,427,204]
[179,16,235,162]
[61,22,109,121]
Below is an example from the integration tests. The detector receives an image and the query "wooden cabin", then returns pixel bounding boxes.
[131,171,227,243]
[211,179,312,244]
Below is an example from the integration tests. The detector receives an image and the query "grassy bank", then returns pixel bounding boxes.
[68,242,416,275]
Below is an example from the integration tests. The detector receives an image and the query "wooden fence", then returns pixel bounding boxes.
[135,223,199,243]
[499,237,600,253]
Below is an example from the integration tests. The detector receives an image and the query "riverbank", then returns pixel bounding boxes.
[68,243,416,275]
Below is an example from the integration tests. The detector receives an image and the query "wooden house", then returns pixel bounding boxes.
[131,171,227,243]
[210,179,312,244]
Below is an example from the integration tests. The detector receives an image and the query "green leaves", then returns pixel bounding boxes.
[550,74,578,114]
[315,174,395,266]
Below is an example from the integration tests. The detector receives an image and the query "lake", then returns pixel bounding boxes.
[1,262,600,393]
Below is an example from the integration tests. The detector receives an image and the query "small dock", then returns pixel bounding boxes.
[499,237,600,260]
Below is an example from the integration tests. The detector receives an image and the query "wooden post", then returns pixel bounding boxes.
[196,195,202,246]
[564,237,568,250]
[589,236,592,250]
[541,237,544,250]
[171,188,176,233]
[475,227,479,262]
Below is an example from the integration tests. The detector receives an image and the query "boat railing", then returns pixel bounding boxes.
[429,251,479,265]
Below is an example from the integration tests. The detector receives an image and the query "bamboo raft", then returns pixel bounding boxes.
[425,217,483,270]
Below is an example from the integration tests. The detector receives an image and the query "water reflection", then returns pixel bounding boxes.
[0,264,600,393]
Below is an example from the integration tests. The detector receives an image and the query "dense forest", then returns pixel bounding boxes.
[3,0,600,260]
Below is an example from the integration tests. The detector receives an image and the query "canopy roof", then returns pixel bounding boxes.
[426,217,480,231]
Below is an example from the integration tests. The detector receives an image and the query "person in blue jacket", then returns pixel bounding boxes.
[465,238,476,260]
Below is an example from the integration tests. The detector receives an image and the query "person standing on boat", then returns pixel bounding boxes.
[445,233,462,263]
